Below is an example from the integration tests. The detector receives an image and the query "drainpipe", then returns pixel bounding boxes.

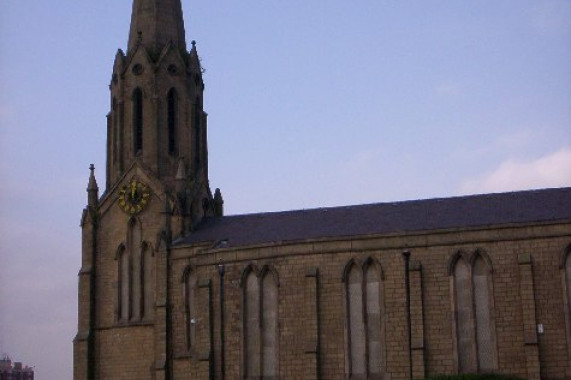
[403,250,412,380]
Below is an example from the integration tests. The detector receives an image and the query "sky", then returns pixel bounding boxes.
[0,1,570,379]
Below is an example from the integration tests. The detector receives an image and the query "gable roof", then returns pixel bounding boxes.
[174,187,571,248]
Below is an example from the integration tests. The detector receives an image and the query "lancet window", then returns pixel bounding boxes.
[242,266,279,379]
[133,88,143,154]
[167,89,177,155]
[117,218,154,323]
[343,258,385,379]
[451,250,496,373]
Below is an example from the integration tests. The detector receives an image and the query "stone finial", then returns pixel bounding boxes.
[214,188,224,217]
[87,164,99,207]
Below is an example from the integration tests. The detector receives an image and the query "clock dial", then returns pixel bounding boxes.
[118,179,151,215]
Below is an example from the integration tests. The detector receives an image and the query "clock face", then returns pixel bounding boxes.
[118,179,151,215]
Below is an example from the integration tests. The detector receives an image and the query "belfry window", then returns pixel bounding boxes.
[133,88,143,154]
[242,266,279,379]
[343,259,385,379]
[167,89,177,155]
[451,251,496,373]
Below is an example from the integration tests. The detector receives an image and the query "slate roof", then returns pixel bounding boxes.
[174,187,571,248]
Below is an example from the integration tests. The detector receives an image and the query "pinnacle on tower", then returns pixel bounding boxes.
[87,164,99,207]
[128,0,187,54]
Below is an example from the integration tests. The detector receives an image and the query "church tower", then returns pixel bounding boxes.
[74,1,222,379]
[106,0,218,223]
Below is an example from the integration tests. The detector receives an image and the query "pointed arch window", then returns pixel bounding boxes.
[133,88,143,154]
[261,270,278,378]
[116,218,154,323]
[365,262,383,378]
[118,245,130,321]
[167,89,177,155]
[244,270,260,379]
[343,258,386,379]
[242,266,279,380]
[347,263,366,376]
[450,251,497,374]
[141,243,154,319]
[130,219,142,320]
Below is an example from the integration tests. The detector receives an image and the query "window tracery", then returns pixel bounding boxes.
[450,250,496,373]
[343,258,385,379]
[242,265,279,379]
[116,218,154,323]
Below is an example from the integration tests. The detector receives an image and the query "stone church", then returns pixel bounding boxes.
[73,1,571,379]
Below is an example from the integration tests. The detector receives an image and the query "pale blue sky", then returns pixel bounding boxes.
[1,1,570,379]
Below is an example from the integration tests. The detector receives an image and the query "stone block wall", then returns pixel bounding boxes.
[79,211,571,379]
[166,223,570,379]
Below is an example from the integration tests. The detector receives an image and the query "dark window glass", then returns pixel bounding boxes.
[133,89,143,153]
[167,89,177,155]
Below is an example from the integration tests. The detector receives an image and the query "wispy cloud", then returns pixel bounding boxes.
[460,147,571,194]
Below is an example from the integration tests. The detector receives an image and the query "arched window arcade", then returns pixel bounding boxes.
[116,218,154,323]
[450,250,497,374]
[343,258,386,379]
[242,265,279,379]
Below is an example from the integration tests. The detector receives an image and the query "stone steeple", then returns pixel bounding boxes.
[127,0,187,54]
[105,0,221,227]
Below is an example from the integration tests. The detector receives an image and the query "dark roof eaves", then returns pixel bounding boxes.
[173,187,571,248]
[172,217,571,252]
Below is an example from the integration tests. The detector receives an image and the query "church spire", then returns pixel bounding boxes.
[128,0,187,54]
